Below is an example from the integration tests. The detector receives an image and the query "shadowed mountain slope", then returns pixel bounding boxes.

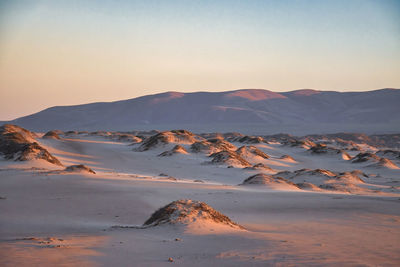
[8,88,400,133]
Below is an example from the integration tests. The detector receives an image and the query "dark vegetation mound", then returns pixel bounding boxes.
[308,144,351,159]
[280,155,296,161]
[209,150,251,167]
[65,164,95,174]
[367,158,399,169]
[136,130,201,151]
[284,139,316,148]
[236,145,270,159]
[243,163,273,171]
[335,171,366,183]
[207,138,237,151]
[241,173,299,188]
[0,124,62,166]
[275,168,336,179]
[237,135,267,144]
[352,152,380,163]
[158,145,188,156]
[191,138,237,154]
[43,130,62,139]
[375,150,400,160]
[143,199,243,229]
[89,131,143,143]
[296,182,321,190]
[305,133,400,149]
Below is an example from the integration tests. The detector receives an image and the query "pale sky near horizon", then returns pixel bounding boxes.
[0,0,399,120]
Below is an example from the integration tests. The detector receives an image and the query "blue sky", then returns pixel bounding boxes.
[0,0,399,119]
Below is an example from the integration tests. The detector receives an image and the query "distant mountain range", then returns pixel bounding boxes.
[4,88,400,134]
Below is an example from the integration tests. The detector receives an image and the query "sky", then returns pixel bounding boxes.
[0,0,399,120]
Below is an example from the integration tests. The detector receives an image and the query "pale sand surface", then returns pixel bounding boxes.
[1,135,399,266]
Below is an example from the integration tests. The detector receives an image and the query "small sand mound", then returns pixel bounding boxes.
[236,146,270,160]
[111,133,142,143]
[279,155,297,163]
[367,158,399,169]
[335,171,366,183]
[284,139,316,149]
[318,183,369,194]
[158,145,188,156]
[243,163,273,171]
[375,150,400,160]
[65,164,96,174]
[240,173,299,189]
[136,130,201,151]
[277,168,336,179]
[208,150,251,167]
[352,152,380,163]
[237,135,266,144]
[191,138,237,154]
[127,136,143,144]
[222,132,244,142]
[65,131,79,136]
[17,143,63,166]
[274,168,339,186]
[308,144,351,160]
[296,182,321,191]
[143,199,243,229]
[191,140,214,153]
[43,130,61,140]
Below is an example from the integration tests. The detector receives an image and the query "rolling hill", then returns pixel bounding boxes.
[5,88,400,134]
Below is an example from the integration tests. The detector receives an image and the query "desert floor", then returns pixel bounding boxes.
[0,135,399,266]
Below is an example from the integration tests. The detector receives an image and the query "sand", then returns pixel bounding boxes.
[0,133,399,266]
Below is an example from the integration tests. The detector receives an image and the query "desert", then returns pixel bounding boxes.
[1,124,399,266]
[1,1,399,265]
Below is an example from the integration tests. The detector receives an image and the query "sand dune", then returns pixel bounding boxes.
[158,145,189,157]
[142,199,243,229]
[208,150,251,168]
[0,124,62,166]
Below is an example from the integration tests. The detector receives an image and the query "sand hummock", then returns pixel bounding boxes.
[43,130,62,140]
[236,135,266,144]
[367,158,399,169]
[0,124,37,142]
[191,138,237,154]
[308,144,352,160]
[279,154,297,163]
[273,168,367,188]
[296,182,321,191]
[135,130,201,151]
[318,183,370,194]
[243,163,273,171]
[276,168,336,180]
[65,164,96,174]
[375,150,400,160]
[0,124,63,166]
[284,139,316,149]
[352,152,380,163]
[240,173,300,190]
[126,135,142,144]
[17,143,63,166]
[335,171,366,183]
[143,199,243,229]
[208,150,251,167]
[236,145,270,160]
[158,145,188,156]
